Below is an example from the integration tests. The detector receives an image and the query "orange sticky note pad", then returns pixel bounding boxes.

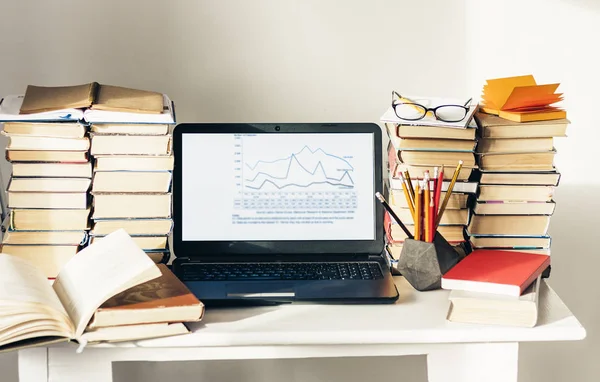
[480,75,566,123]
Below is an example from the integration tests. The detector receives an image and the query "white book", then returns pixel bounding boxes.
[0,95,83,122]
[446,275,542,327]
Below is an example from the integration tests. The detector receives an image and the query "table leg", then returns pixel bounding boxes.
[48,348,113,382]
[18,348,48,382]
[427,342,518,382]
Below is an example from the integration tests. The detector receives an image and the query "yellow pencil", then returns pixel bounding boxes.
[403,170,415,201]
[399,172,415,218]
[436,160,464,228]
[414,181,421,241]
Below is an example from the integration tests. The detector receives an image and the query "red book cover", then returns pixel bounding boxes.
[441,249,550,296]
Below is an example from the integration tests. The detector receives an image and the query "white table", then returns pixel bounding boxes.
[18,277,585,382]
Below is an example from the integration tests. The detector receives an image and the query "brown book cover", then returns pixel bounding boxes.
[88,264,204,328]
[20,83,97,114]
[92,84,163,114]
[19,82,163,115]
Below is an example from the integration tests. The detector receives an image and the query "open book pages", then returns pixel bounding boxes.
[381,95,478,129]
[0,95,83,122]
[0,229,172,352]
[53,229,161,338]
[0,255,74,348]
[0,229,166,351]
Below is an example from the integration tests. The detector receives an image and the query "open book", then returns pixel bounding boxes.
[0,229,189,352]
[20,83,163,114]
[0,84,175,123]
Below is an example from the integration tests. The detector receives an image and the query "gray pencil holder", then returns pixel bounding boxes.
[397,232,462,291]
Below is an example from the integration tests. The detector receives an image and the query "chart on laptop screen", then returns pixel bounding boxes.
[235,134,356,213]
[182,133,375,241]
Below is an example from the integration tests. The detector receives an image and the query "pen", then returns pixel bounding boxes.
[375,192,413,239]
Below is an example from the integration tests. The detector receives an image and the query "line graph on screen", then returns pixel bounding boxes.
[233,136,358,211]
[244,146,355,190]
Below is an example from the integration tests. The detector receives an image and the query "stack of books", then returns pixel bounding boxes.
[442,249,551,327]
[468,112,569,256]
[0,101,92,279]
[88,91,176,264]
[0,82,176,278]
[380,94,479,260]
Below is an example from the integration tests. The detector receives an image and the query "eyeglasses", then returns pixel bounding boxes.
[391,91,472,123]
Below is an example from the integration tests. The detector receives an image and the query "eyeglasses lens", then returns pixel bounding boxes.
[394,103,427,120]
[435,106,467,122]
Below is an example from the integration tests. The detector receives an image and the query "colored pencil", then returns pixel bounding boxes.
[423,172,431,242]
[436,160,463,228]
[399,172,415,218]
[403,170,416,201]
[414,181,421,241]
[433,165,443,225]
[429,194,435,242]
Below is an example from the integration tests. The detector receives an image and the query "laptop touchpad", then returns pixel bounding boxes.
[226,282,296,297]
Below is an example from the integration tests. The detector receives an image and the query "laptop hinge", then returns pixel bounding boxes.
[176,254,377,263]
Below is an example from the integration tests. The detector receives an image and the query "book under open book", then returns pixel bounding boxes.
[0,229,203,352]
[447,275,543,327]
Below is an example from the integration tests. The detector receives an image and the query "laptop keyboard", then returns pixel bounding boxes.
[180,262,384,281]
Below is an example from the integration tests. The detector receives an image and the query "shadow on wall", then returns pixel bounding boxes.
[558,0,600,12]
[0,352,18,382]
[519,184,600,382]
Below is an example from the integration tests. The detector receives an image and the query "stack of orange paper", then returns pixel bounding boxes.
[480,75,566,123]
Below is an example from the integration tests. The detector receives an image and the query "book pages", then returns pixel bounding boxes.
[52,229,161,338]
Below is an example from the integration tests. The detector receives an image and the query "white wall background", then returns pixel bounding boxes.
[0,0,597,381]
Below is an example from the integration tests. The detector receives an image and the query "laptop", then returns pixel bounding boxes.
[171,123,399,304]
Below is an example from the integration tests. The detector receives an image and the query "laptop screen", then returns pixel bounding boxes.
[181,132,376,242]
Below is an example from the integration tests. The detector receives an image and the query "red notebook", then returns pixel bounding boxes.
[441,249,550,296]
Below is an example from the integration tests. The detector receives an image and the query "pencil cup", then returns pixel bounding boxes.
[397,232,462,291]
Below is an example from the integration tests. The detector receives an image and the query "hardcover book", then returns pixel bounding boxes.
[441,249,550,297]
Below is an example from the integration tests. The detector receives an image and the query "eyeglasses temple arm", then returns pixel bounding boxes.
[464,98,473,107]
